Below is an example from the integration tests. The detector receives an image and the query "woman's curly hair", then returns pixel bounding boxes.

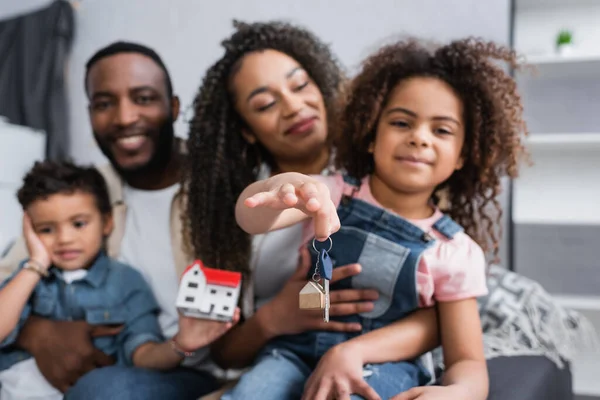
[336,38,528,259]
[184,20,345,279]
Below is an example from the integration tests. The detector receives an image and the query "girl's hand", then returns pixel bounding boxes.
[302,342,380,400]
[23,214,50,269]
[244,174,340,241]
[176,308,240,352]
[258,247,378,338]
[391,385,468,400]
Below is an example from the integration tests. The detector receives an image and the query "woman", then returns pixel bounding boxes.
[185,20,439,399]
[187,19,589,400]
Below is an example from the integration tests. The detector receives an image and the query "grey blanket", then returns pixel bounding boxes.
[433,265,598,371]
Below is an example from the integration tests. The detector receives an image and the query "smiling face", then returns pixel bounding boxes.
[230,49,328,165]
[371,76,465,196]
[86,52,179,174]
[27,191,113,271]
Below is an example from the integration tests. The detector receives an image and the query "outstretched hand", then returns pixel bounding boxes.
[244,174,340,241]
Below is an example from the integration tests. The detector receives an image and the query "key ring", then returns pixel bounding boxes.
[312,237,333,253]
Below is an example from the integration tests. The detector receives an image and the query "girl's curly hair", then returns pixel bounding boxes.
[336,38,528,259]
[184,20,345,279]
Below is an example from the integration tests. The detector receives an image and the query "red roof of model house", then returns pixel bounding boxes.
[182,260,242,288]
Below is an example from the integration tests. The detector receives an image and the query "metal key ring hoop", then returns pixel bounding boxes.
[312,237,333,253]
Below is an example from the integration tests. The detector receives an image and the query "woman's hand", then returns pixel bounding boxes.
[257,247,378,337]
[244,174,340,241]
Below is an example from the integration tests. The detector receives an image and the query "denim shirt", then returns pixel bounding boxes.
[0,253,163,371]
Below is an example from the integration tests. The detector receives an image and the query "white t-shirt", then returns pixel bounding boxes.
[0,359,62,400]
[118,184,180,338]
[62,269,88,284]
[252,225,303,309]
[117,184,220,375]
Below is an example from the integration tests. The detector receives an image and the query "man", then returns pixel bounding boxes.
[0,42,219,400]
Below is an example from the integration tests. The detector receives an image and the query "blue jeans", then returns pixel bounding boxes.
[221,347,423,400]
[64,365,218,400]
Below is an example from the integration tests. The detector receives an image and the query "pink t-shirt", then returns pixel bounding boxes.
[305,174,488,307]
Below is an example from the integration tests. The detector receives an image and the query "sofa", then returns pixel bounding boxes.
[486,356,572,400]
[198,356,571,400]
[0,247,580,400]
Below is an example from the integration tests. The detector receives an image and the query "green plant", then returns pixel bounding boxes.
[556,29,573,46]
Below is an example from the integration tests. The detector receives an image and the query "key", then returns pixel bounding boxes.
[324,279,329,322]
[318,249,333,322]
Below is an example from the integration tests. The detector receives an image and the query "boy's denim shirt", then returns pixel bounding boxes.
[0,253,163,371]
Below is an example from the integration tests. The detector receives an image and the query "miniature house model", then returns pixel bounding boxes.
[176,260,242,322]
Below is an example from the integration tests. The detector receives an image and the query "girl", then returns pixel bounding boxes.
[184,20,440,393]
[235,38,527,400]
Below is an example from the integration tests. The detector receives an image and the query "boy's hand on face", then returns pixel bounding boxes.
[175,308,241,352]
[22,214,50,270]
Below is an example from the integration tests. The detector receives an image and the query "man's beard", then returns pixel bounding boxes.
[95,118,175,177]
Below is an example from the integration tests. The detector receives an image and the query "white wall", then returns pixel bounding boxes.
[0,0,512,263]
[64,0,512,264]
[64,0,511,166]
[0,0,53,20]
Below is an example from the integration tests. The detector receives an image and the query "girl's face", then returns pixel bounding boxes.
[371,76,465,197]
[230,49,328,165]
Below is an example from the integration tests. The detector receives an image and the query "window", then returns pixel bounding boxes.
[193,270,199,275]
[223,306,230,311]
[210,289,216,294]
[226,291,232,297]
[185,296,194,302]
[188,282,198,288]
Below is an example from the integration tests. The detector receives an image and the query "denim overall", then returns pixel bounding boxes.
[223,176,464,400]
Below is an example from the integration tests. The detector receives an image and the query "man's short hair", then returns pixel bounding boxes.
[85,41,174,98]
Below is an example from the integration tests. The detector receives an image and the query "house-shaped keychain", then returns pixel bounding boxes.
[299,281,325,309]
[175,260,242,322]
[299,249,333,311]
